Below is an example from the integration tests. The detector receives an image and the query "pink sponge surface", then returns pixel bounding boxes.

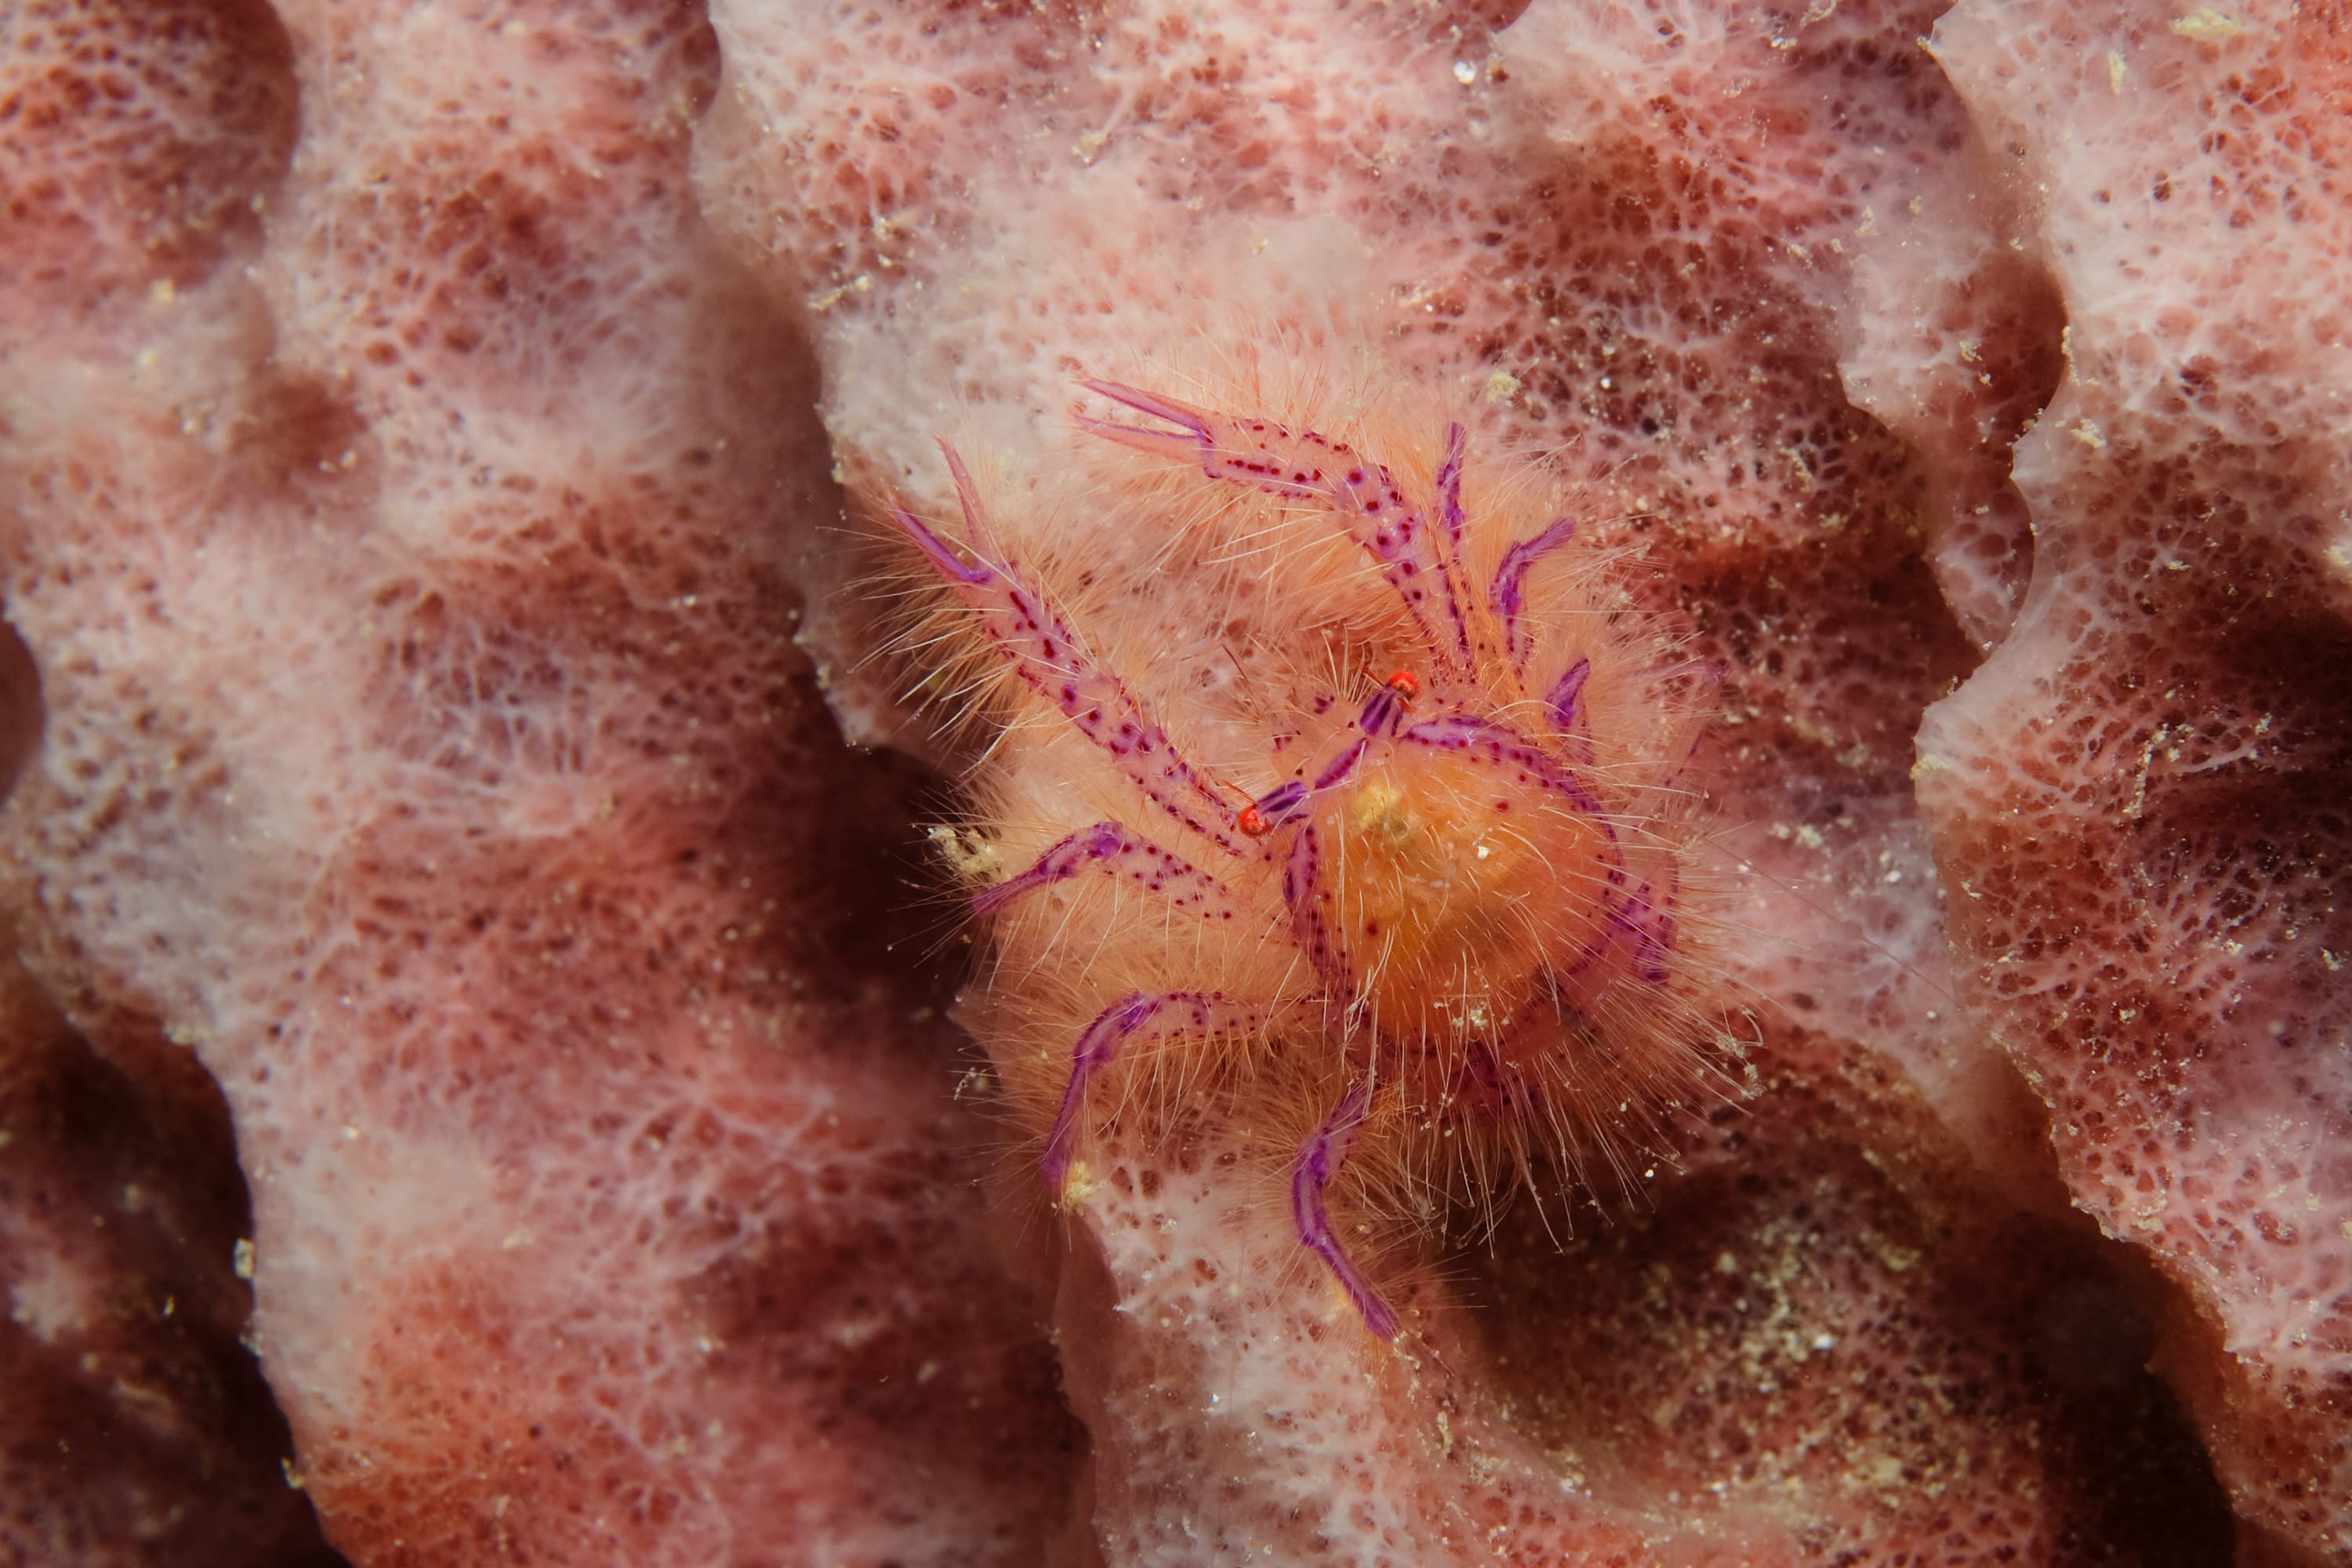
[2,2,1073,1564]
[0,0,2343,1564]
[1922,0,2352,1550]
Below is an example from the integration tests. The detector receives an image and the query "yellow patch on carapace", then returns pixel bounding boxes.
[1330,750,1613,1046]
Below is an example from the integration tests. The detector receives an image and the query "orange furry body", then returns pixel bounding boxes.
[887,372,1726,1338]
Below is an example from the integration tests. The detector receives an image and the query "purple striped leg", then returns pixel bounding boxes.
[974,821,1238,923]
[1398,712,1610,817]
[1042,992,1271,1185]
[1280,822,1348,991]
[1292,1079,1397,1339]
[1610,873,1679,985]
[1075,381,1480,675]
[1545,655,1592,735]
[886,448,1245,854]
[1490,517,1581,670]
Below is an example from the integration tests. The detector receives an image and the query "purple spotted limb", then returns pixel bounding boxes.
[1040,991,1273,1184]
[1550,869,1682,993]
[1076,381,1491,675]
[973,820,1239,923]
[1615,874,1679,985]
[886,448,1245,855]
[1398,711,1610,818]
[1546,655,1592,741]
[1432,421,1470,548]
[1246,677,1428,996]
[1490,516,1581,670]
[1282,823,1348,991]
[1292,1080,1398,1339]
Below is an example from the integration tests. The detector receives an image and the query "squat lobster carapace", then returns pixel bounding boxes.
[886,372,1730,1341]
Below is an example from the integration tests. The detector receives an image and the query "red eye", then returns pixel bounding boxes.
[1239,806,1270,838]
[1385,669,1421,701]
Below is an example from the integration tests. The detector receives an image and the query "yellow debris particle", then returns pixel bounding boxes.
[2170,7,2241,41]
[931,823,1004,880]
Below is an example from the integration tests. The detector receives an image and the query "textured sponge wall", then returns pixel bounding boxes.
[1921,0,2352,1553]
[1,0,296,333]
[1,1,1074,1564]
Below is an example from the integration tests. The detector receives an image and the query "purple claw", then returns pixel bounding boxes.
[1292,1080,1397,1339]
[1490,517,1580,670]
[884,441,1016,584]
[1070,381,1222,468]
[884,492,995,586]
[1073,384,1480,673]
[1075,378,1216,438]
[974,821,1238,921]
